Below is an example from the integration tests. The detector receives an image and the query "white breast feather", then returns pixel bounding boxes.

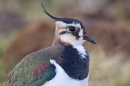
[42,60,89,86]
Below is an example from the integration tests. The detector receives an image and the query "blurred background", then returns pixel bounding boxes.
[0,0,130,86]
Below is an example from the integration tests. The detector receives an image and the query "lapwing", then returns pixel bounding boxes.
[3,4,96,86]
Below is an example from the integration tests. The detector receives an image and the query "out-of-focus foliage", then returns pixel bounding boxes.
[0,0,130,86]
[90,51,130,86]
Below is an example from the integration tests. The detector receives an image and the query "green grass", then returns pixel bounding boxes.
[0,58,7,84]
[0,32,18,84]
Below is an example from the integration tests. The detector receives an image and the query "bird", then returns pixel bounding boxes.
[2,4,96,86]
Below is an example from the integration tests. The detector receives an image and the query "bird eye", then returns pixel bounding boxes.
[69,26,75,31]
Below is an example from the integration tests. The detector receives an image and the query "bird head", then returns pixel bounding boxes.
[41,4,96,46]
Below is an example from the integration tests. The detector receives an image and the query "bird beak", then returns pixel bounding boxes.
[83,35,96,44]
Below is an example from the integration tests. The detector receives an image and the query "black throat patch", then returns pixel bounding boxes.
[54,44,89,80]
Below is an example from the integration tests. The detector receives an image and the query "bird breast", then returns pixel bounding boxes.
[42,60,89,86]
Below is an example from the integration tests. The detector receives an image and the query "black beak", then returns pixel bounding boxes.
[83,35,96,44]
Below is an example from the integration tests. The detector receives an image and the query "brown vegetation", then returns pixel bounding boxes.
[4,19,55,70]
[3,16,130,70]
[85,20,130,58]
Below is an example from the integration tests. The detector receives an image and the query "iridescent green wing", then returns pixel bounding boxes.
[3,51,56,86]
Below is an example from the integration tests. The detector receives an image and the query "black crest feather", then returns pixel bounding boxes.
[41,3,61,21]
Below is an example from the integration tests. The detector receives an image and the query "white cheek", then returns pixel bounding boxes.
[79,29,84,36]
[60,34,85,45]
[60,34,76,44]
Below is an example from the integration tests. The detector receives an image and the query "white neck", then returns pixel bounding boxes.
[72,44,87,58]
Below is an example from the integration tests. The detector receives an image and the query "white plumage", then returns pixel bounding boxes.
[43,60,89,86]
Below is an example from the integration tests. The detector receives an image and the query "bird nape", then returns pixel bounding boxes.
[2,3,96,86]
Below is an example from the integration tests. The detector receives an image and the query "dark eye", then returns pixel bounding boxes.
[69,26,75,31]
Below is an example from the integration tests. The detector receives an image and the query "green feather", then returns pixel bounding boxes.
[3,49,56,86]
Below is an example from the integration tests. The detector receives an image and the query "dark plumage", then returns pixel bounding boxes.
[58,44,89,80]
[60,18,85,29]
